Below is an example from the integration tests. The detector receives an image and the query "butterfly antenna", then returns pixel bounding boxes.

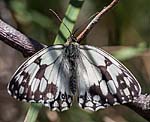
[73,12,99,35]
[49,9,72,35]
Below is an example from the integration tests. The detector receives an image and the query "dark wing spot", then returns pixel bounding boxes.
[89,84,101,96]
[21,71,29,79]
[35,64,47,80]
[34,91,41,100]
[45,82,57,96]
[99,66,112,81]
[117,74,127,89]
[34,57,41,64]
[117,74,124,81]
[105,57,112,66]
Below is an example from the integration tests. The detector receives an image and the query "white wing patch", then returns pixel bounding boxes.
[78,45,141,111]
[8,45,72,111]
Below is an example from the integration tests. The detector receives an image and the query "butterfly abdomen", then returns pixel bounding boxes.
[65,43,79,95]
[68,55,78,95]
[69,74,77,95]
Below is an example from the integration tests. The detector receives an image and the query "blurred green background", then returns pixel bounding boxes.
[0,0,150,122]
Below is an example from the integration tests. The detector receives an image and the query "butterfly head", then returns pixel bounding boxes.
[65,34,78,45]
[71,34,77,42]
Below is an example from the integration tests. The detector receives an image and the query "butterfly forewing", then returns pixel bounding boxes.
[8,45,73,111]
[77,45,141,111]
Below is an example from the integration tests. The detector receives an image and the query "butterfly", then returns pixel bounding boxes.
[7,35,141,111]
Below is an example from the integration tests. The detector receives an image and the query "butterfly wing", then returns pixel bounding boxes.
[77,45,141,111]
[8,45,72,111]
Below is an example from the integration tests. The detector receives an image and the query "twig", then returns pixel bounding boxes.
[0,19,45,57]
[77,0,119,42]
[126,94,150,121]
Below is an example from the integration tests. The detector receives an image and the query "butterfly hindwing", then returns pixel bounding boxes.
[8,45,73,111]
[77,45,141,111]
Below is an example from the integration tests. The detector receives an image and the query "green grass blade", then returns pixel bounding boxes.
[24,0,84,122]
[54,0,84,44]
[24,104,42,122]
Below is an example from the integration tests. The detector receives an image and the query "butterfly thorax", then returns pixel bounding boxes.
[64,42,79,95]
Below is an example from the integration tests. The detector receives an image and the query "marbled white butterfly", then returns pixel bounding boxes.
[7,35,141,111]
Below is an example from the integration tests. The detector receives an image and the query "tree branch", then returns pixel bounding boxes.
[0,19,45,57]
[77,0,119,42]
[126,94,150,121]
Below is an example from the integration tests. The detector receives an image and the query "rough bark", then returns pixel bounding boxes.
[0,19,45,57]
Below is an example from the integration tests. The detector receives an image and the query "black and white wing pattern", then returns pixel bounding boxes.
[8,45,72,111]
[8,42,141,112]
[77,45,141,111]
